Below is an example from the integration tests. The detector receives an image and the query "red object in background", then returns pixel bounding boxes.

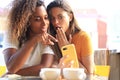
[98,35,107,48]
[97,19,107,48]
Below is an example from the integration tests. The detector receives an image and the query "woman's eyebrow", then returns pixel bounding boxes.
[57,13,62,16]
[33,15,40,18]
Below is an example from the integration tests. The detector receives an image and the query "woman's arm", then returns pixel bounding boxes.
[3,37,39,73]
[81,54,95,74]
[16,54,54,76]
[81,54,95,80]
[3,33,57,74]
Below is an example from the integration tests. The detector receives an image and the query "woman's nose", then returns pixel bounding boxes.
[41,19,46,26]
[53,18,59,27]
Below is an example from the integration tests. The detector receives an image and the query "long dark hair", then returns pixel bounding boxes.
[47,0,81,62]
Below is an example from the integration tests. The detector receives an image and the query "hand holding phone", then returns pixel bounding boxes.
[61,44,79,68]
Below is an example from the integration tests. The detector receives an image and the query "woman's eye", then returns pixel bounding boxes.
[45,16,49,20]
[35,17,40,21]
[58,15,63,19]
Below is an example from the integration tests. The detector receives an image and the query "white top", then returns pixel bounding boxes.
[2,32,54,68]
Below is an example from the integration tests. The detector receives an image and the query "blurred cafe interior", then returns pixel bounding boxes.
[0,0,120,79]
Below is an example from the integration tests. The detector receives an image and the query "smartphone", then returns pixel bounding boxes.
[61,44,79,68]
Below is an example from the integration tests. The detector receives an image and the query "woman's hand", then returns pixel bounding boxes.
[56,28,72,48]
[58,55,74,68]
[36,32,58,45]
[56,28,74,68]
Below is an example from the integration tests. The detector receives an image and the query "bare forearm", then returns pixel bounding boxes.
[6,37,38,73]
[81,54,95,74]
[15,65,42,76]
[86,61,95,74]
[15,54,54,76]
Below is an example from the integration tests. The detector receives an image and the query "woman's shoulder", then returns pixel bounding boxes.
[73,30,90,38]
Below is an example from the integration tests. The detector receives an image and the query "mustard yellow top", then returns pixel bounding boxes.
[71,31,94,60]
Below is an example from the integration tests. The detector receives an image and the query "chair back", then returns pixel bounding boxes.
[0,65,6,77]
[95,65,110,77]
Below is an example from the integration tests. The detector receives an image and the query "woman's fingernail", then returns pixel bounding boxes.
[55,39,58,42]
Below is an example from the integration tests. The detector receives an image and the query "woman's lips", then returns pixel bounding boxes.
[55,26,61,30]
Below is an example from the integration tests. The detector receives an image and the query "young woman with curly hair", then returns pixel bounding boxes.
[2,0,57,76]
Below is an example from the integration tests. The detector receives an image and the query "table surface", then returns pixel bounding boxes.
[0,76,42,80]
[0,74,109,80]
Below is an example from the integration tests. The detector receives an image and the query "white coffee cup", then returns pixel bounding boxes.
[63,68,86,80]
[39,68,61,80]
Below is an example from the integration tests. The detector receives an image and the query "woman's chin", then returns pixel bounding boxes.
[41,29,47,32]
